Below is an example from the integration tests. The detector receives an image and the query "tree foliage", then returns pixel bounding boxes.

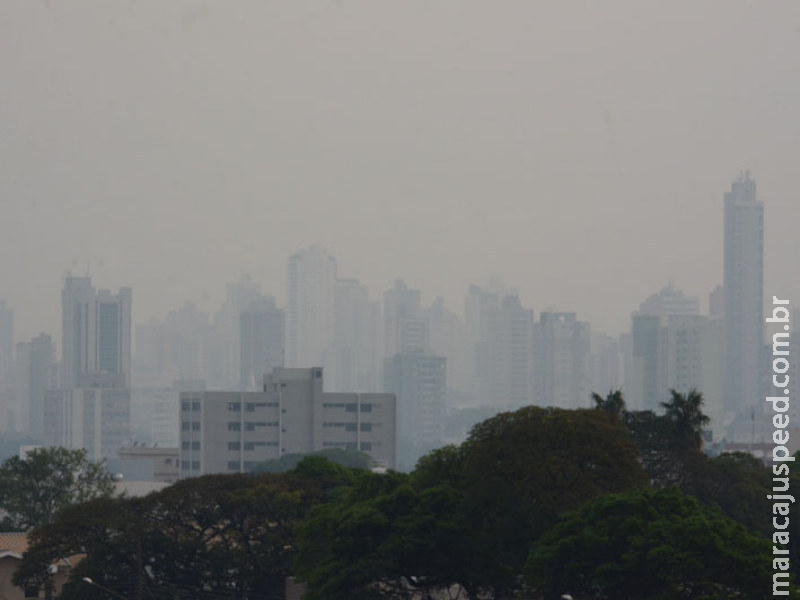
[0,447,113,530]
[525,487,773,600]
[16,469,348,600]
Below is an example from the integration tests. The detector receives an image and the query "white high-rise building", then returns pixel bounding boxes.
[286,246,337,374]
[723,172,763,416]
[333,278,380,393]
[0,300,13,432]
[533,312,591,409]
[466,285,533,410]
[61,276,131,389]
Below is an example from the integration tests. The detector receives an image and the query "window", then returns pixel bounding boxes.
[345,442,357,451]
[181,401,190,412]
[345,423,357,432]
[228,402,241,412]
[346,403,357,412]
[191,461,200,470]
[192,422,201,431]
[192,401,201,411]
[314,369,322,378]
[360,423,372,432]
[192,441,200,450]
[227,461,239,471]
[360,403,372,412]
[360,442,372,451]
[228,442,241,451]
[181,422,190,431]
[181,441,189,450]
[228,422,241,431]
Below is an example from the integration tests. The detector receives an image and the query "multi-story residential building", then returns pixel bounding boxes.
[179,367,395,477]
[61,276,132,389]
[589,332,621,400]
[332,278,380,393]
[286,247,337,374]
[239,297,284,391]
[466,285,533,410]
[533,312,591,409]
[43,386,131,461]
[384,350,446,471]
[384,279,428,358]
[723,172,764,417]
[628,285,700,412]
[14,333,54,439]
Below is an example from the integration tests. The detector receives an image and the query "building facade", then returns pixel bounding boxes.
[179,367,396,477]
[723,172,764,416]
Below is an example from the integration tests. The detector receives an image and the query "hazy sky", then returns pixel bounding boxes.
[2,1,799,344]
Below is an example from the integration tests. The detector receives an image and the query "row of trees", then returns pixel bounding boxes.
[5,390,796,599]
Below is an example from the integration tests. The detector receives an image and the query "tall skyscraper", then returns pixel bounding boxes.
[0,300,13,432]
[333,278,380,393]
[286,246,337,373]
[61,276,132,388]
[533,312,591,409]
[628,285,700,412]
[240,297,285,391]
[466,285,533,410]
[723,172,763,415]
[15,333,55,439]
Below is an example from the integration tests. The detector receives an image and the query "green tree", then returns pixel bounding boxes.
[525,488,774,600]
[591,388,626,414]
[298,406,648,599]
[0,447,113,530]
[660,388,710,451]
[15,469,347,600]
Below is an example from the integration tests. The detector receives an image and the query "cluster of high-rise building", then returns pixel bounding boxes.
[0,172,780,474]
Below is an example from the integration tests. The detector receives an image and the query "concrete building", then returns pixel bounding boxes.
[286,247,337,375]
[466,286,533,410]
[179,367,395,477]
[533,312,591,409]
[628,285,700,412]
[110,446,180,483]
[61,276,132,389]
[43,387,130,461]
[14,334,54,439]
[590,332,621,399]
[239,297,284,391]
[332,278,380,393]
[723,172,764,416]
[0,301,13,433]
[384,350,446,471]
[384,279,428,358]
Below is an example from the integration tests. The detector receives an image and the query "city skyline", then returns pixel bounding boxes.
[1,2,799,343]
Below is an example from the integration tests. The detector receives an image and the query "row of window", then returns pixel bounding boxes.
[322,441,372,451]
[181,422,201,431]
[322,422,373,432]
[321,403,372,412]
[181,441,200,450]
[181,401,201,412]
[227,441,278,451]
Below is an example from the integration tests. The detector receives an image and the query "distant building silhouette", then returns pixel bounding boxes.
[533,312,590,409]
[239,297,284,391]
[61,276,131,389]
[286,246,337,375]
[723,172,763,415]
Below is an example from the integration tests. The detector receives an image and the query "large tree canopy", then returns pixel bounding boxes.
[297,406,649,599]
[16,463,349,600]
[0,447,113,530]
[525,487,774,600]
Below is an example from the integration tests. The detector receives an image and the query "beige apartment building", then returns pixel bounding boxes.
[179,368,396,477]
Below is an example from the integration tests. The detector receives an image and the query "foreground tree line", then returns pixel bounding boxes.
[8,390,798,599]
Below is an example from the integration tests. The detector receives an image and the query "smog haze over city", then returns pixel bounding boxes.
[1,1,799,342]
